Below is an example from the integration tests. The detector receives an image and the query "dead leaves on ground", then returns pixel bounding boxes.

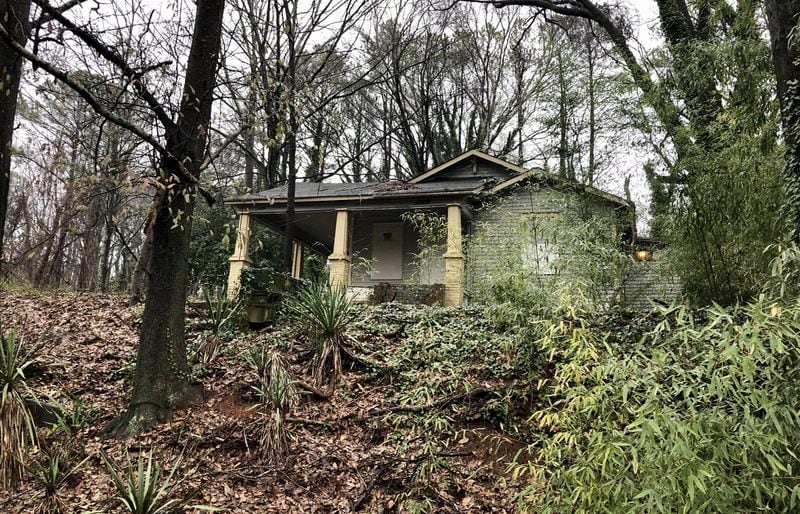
[0,290,520,513]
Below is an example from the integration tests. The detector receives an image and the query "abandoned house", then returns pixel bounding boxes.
[224,150,678,308]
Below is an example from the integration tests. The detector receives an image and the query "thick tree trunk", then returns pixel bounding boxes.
[0,0,31,270]
[765,0,800,240]
[106,0,226,438]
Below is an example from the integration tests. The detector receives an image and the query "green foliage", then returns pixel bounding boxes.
[467,192,635,317]
[358,304,521,413]
[197,287,244,364]
[645,15,786,305]
[53,398,99,436]
[246,348,297,463]
[203,287,243,335]
[29,446,89,513]
[285,278,355,391]
[515,293,800,512]
[0,327,38,489]
[402,211,447,285]
[102,451,218,514]
[189,203,282,292]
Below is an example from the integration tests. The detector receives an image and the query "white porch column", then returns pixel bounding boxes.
[226,210,252,298]
[444,203,464,307]
[291,241,304,280]
[328,209,351,289]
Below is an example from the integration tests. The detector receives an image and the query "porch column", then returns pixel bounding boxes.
[328,209,351,289]
[226,210,252,298]
[291,241,303,280]
[444,203,464,307]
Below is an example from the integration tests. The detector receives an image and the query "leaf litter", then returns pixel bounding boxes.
[0,290,526,513]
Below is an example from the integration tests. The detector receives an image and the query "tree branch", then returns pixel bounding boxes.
[32,0,177,133]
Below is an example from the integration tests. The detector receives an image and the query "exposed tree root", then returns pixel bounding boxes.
[103,383,203,439]
[295,380,331,399]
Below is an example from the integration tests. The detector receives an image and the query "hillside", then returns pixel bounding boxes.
[0,291,527,513]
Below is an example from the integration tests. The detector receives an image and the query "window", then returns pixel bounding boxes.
[522,212,560,275]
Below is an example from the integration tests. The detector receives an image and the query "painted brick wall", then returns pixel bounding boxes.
[465,183,682,309]
[466,183,615,293]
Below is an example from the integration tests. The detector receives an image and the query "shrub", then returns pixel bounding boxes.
[0,327,39,489]
[53,398,98,437]
[29,446,88,514]
[102,450,216,514]
[514,296,800,512]
[197,287,243,364]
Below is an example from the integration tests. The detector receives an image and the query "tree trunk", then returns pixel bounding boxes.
[765,0,800,240]
[0,0,31,270]
[281,0,297,273]
[99,214,113,291]
[586,31,596,186]
[556,45,569,179]
[129,195,156,305]
[106,0,226,438]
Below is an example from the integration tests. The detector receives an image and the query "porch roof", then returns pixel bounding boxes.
[224,178,487,207]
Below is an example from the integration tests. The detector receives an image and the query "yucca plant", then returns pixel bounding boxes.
[0,327,38,489]
[53,398,98,437]
[198,287,243,364]
[285,279,355,391]
[247,348,297,463]
[102,450,217,514]
[29,446,89,513]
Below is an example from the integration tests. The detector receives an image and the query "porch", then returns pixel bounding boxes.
[224,193,469,307]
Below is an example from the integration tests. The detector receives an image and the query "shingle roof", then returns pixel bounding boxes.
[226,179,489,204]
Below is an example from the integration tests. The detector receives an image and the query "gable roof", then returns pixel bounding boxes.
[489,169,631,208]
[408,149,527,184]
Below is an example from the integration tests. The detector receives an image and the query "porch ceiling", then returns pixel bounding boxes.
[253,211,337,256]
[251,204,458,257]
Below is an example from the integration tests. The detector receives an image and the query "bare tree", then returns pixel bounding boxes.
[1,0,228,436]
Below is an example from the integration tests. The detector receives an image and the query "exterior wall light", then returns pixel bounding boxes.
[634,249,652,262]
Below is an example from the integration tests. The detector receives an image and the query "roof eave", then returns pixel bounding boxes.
[224,188,481,207]
[488,169,632,210]
[407,150,527,184]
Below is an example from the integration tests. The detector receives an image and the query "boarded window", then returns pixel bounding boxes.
[521,212,560,275]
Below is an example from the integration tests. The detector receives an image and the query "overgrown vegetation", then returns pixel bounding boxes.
[469,241,800,512]
[29,446,88,514]
[466,189,639,315]
[0,327,38,489]
[285,278,355,392]
[102,451,207,514]
[197,287,243,364]
[245,346,298,463]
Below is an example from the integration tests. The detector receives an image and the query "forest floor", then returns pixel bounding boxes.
[0,290,533,513]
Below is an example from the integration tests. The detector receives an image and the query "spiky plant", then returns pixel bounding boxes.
[285,279,355,391]
[102,450,209,514]
[0,327,38,489]
[198,287,243,364]
[248,350,297,463]
[29,446,88,514]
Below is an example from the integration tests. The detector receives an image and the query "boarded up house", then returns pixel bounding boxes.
[224,150,677,308]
